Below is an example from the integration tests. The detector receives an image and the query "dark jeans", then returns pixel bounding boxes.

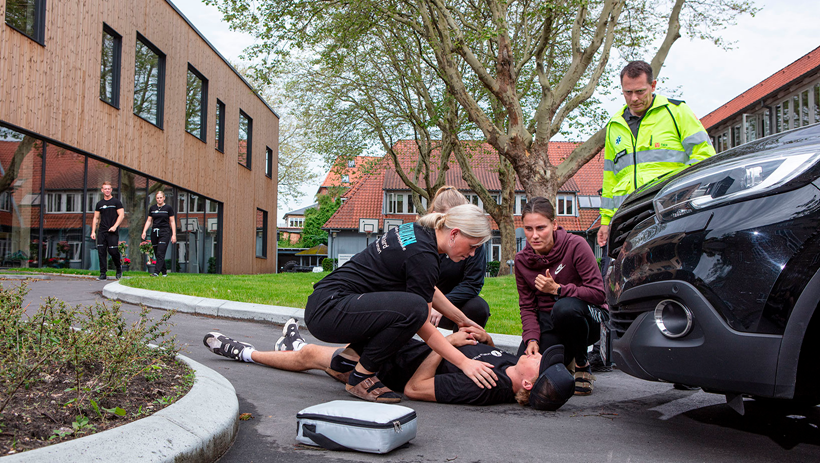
[516,297,602,366]
[437,296,490,331]
[96,230,121,275]
[151,227,171,275]
[305,287,427,373]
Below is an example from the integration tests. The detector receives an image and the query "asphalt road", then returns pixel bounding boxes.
[12,275,820,463]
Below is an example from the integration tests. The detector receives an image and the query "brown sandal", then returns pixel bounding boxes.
[574,371,596,396]
[325,367,351,384]
[345,376,402,403]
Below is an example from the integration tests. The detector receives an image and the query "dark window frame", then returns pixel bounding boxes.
[100,23,122,108]
[4,0,46,45]
[215,99,225,152]
[265,146,273,179]
[239,110,253,170]
[185,64,208,141]
[133,32,166,129]
[256,208,268,258]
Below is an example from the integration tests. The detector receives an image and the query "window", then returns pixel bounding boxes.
[185,65,208,141]
[239,110,252,169]
[386,192,420,214]
[215,99,225,152]
[347,159,356,168]
[46,193,82,213]
[133,34,165,127]
[0,191,11,212]
[5,0,45,44]
[100,24,122,108]
[207,199,219,214]
[341,174,349,183]
[762,109,770,137]
[732,125,741,147]
[288,217,304,228]
[465,194,481,207]
[801,90,810,128]
[782,100,790,131]
[793,95,801,129]
[189,194,205,213]
[515,194,528,215]
[556,194,575,216]
[256,209,267,258]
[815,84,820,124]
[775,105,782,133]
[577,195,601,209]
[265,146,273,178]
[745,114,757,143]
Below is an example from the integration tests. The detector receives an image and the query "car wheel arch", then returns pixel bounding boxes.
[775,266,820,399]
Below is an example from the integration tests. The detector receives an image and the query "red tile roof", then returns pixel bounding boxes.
[701,45,820,130]
[324,141,604,233]
[318,156,381,191]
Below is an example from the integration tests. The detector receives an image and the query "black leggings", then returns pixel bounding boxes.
[305,288,428,373]
[516,297,601,366]
[151,227,171,275]
[96,231,121,275]
[437,296,490,331]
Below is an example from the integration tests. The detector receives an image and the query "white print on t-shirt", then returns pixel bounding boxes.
[99,205,118,209]
[376,232,390,254]
[555,263,565,274]
[471,350,503,360]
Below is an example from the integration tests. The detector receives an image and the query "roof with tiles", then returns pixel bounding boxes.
[318,155,382,190]
[324,141,604,233]
[701,45,820,130]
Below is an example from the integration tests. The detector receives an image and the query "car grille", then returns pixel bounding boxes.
[607,196,655,259]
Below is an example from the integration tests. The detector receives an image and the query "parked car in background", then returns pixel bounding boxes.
[605,123,820,413]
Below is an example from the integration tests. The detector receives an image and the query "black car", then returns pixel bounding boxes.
[605,123,820,413]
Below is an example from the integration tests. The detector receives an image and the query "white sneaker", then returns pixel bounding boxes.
[275,318,306,351]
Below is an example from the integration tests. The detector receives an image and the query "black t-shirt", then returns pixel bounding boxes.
[313,223,441,302]
[437,245,487,306]
[149,204,175,229]
[95,197,124,231]
[433,343,517,405]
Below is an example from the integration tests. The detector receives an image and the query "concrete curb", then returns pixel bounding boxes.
[2,354,239,463]
[103,282,523,354]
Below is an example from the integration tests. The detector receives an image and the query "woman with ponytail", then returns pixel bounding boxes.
[305,204,498,403]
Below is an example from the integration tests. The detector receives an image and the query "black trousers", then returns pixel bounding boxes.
[151,227,171,275]
[437,296,490,331]
[96,230,121,275]
[305,287,428,373]
[516,297,602,366]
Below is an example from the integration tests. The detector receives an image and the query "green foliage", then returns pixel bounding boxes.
[487,261,501,277]
[321,258,337,272]
[298,194,341,248]
[0,283,180,419]
[207,257,217,274]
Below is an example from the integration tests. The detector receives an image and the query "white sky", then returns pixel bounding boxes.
[169,0,820,224]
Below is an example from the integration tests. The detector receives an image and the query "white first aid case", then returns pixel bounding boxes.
[296,400,417,454]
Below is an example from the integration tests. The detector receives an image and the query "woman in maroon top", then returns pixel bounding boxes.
[514,197,607,395]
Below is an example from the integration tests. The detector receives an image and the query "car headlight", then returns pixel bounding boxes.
[653,146,820,221]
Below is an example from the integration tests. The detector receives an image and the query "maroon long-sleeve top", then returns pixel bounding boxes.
[514,226,606,344]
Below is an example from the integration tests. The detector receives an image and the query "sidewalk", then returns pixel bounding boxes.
[102,281,525,353]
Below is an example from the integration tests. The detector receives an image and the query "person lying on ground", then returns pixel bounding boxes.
[203,319,575,410]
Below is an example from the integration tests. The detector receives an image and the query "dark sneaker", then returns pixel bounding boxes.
[346,376,401,403]
[115,271,122,280]
[275,318,306,351]
[97,274,107,280]
[203,332,254,361]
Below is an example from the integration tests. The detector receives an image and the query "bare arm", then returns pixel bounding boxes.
[170,215,177,243]
[403,348,442,402]
[110,208,125,232]
[431,287,483,331]
[141,217,153,240]
[417,315,497,389]
[90,211,100,240]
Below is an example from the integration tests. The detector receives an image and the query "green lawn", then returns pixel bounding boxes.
[20,269,524,336]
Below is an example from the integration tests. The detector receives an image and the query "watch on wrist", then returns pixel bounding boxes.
[556,285,562,297]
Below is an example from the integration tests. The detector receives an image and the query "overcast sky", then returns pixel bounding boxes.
[169,0,820,223]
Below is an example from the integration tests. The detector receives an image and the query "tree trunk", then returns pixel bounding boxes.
[496,213,516,276]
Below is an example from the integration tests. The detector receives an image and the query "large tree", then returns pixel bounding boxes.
[207,0,756,207]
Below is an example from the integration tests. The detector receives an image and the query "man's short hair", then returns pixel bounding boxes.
[620,60,654,84]
[102,181,112,187]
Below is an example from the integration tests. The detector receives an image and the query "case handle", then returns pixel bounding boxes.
[302,424,352,451]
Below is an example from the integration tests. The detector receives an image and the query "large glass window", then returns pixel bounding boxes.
[100,24,122,108]
[745,115,757,143]
[256,209,267,258]
[556,194,575,216]
[265,146,273,178]
[185,65,207,140]
[793,95,800,129]
[0,126,42,268]
[239,110,252,169]
[775,105,782,133]
[84,158,119,272]
[4,0,45,44]
[215,99,225,152]
[782,100,790,131]
[44,146,86,269]
[815,84,820,124]
[133,34,165,128]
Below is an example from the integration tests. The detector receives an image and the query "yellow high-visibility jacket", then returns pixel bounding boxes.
[601,95,715,225]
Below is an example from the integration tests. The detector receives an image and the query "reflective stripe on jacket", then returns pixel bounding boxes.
[600,95,715,225]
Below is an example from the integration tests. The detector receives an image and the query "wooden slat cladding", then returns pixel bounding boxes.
[0,0,279,274]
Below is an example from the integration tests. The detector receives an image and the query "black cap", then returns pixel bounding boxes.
[529,345,575,411]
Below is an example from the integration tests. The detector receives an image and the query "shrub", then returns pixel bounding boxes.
[487,260,501,277]
[321,258,337,272]
[207,257,217,274]
[0,283,179,419]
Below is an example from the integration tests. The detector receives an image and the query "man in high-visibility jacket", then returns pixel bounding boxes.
[597,60,715,247]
